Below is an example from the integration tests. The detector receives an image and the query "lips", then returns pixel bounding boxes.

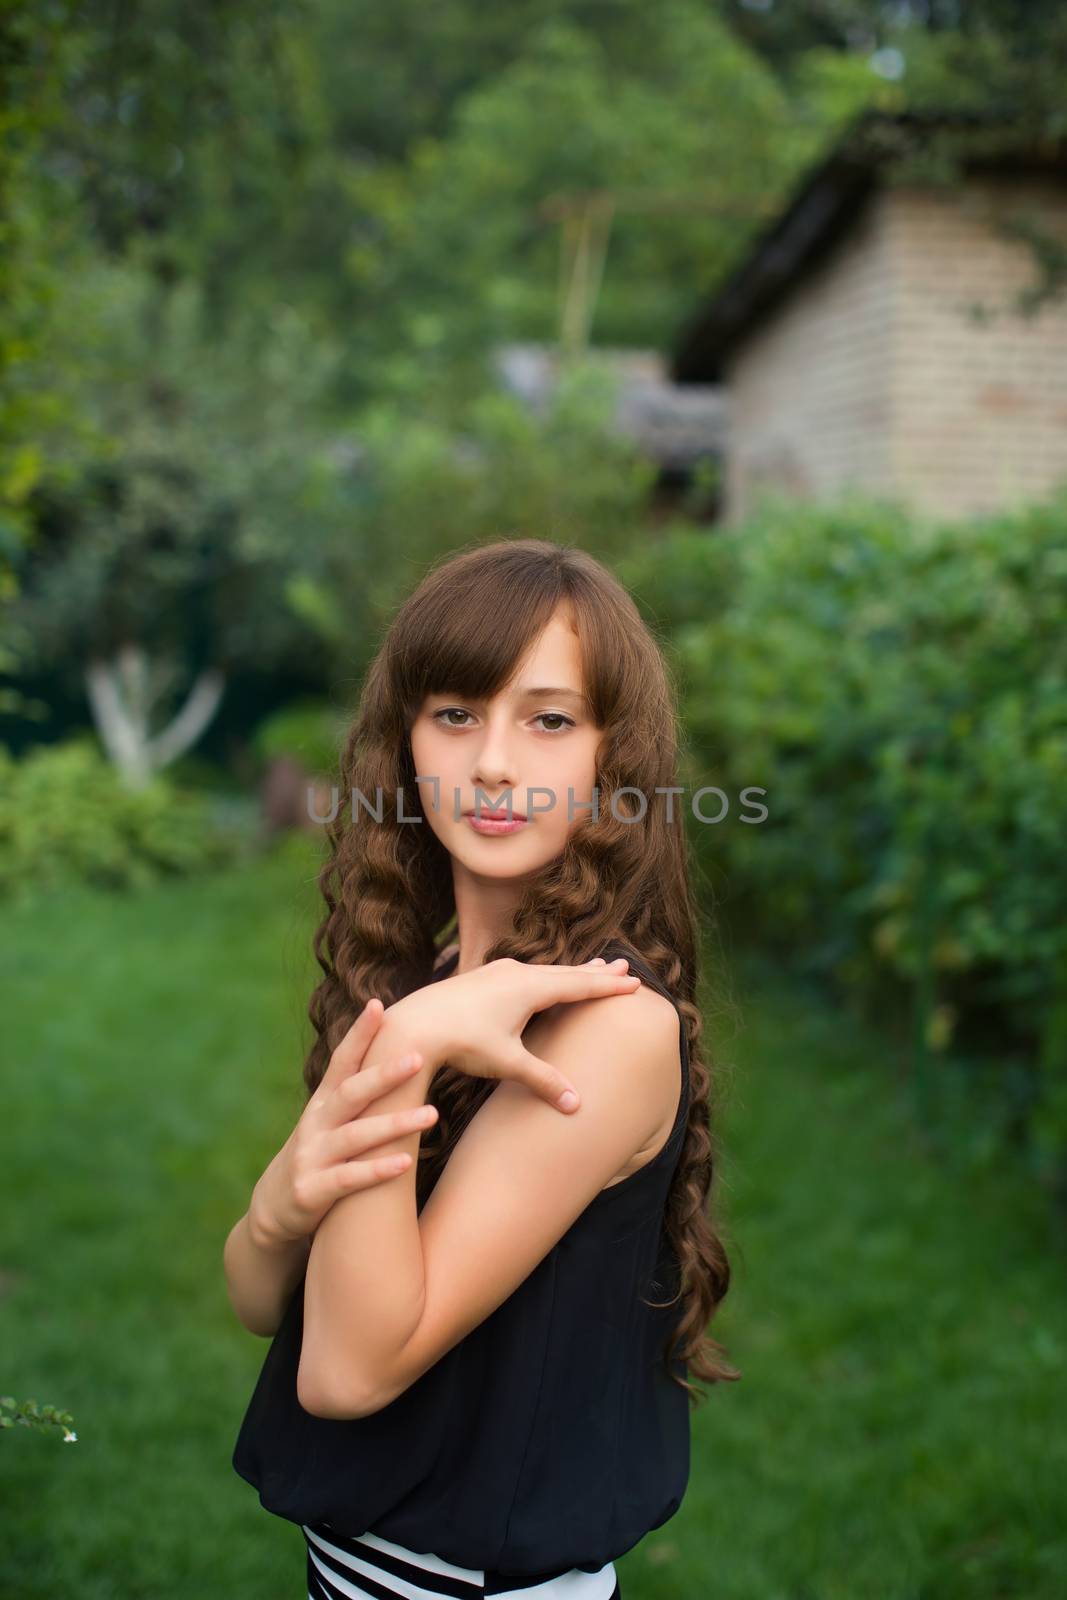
[462,805,528,820]
[463,804,530,836]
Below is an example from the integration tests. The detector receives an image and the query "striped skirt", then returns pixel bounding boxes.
[302,1520,621,1599]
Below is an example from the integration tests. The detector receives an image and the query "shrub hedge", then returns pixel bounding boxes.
[620,489,1067,1188]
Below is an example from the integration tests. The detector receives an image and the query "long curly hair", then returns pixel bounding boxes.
[302,537,740,1404]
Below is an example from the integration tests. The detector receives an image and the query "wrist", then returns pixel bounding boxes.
[247,1184,304,1255]
[383,990,455,1077]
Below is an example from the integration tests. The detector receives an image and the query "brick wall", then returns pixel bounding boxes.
[722,188,895,523]
[722,173,1067,522]
[888,175,1067,518]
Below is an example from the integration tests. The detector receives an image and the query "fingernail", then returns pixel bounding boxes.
[558,1089,579,1111]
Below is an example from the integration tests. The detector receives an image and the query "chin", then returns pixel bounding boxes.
[450,832,560,878]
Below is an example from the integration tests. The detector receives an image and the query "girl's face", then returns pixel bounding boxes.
[409,606,603,882]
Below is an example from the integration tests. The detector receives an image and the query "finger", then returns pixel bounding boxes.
[573,967,640,989]
[322,998,387,1087]
[326,1101,438,1162]
[512,1046,583,1113]
[329,1051,424,1122]
[516,961,632,984]
[509,957,629,978]
[331,1150,414,1198]
[539,968,642,1002]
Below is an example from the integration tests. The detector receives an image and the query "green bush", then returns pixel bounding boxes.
[0,735,242,904]
[250,699,348,779]
[621,491,1067,1182]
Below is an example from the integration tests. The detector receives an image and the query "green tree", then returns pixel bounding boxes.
[7,261,353,786]
[334,5,830,406]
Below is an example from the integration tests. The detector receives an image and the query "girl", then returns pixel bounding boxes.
[225,538,739,1599]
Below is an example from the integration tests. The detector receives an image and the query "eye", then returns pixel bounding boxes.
[429,706,575,734]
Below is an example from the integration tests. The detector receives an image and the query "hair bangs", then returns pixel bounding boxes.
[390,549,575,722]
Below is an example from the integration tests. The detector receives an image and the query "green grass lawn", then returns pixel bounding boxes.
[2,836,1065,1598]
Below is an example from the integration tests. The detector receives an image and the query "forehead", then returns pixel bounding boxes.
[508,610,583,685]
[424,607,587,702]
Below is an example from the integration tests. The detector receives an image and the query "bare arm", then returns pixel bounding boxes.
[223,1195,312,1338]
[222,997,432,1340]
[297,981,679,1418]
[297,1004,445,1413]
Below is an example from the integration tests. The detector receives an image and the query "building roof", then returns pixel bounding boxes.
[670,108,1067,384]
[493,342,727,469]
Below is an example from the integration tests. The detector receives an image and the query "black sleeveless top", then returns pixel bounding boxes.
[232,940,691,1577]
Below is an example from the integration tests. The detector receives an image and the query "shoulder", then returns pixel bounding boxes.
[525,976,681,1100]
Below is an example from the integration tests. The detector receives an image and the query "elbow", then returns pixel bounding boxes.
[223,1290,277,1341]
[296,1359,386,1421]
[246,1314,282,1339]
[222,1281,282,1340]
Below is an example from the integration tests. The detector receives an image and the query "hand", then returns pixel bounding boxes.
[248,999,440,1248]
[395,955,642,1113]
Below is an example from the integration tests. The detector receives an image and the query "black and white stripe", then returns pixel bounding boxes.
[302,1522,621,1600]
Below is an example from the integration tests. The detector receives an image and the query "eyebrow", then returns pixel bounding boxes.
[515,685,588,706]
[430,684,589,708]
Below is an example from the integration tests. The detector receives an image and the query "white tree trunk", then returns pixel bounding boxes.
[85,644,225,791]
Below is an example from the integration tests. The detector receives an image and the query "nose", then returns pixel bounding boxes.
[470,710,517,793]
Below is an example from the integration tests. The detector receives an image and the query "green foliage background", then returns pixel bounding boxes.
[2,3,1067,1592]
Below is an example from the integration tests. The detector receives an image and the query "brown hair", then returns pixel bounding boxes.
[303,537,740,1403]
